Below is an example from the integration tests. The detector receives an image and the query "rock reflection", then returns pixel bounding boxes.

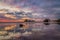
[19,23,29,30]
[44,22,60,25]
[44,22,50,25]
[57,23,60,25]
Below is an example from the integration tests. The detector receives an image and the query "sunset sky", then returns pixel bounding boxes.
[0,0,60,22]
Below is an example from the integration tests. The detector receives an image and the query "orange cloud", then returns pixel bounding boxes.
[0,18,24,22]
[4,14,16,19]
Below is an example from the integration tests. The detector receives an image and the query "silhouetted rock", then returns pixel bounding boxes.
[56,19,60,25]
[57,19,60,22]
[43,19,50,25]
[43,19,50,22]
[24,19,35,22]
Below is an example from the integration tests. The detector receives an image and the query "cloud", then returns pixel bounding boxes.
[0,0,60,19]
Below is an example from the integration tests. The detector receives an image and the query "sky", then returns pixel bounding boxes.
[0,0,60,20]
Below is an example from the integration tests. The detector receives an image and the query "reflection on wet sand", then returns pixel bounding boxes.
[0,23,31,40]
[0,24,16,30]
[0,23,60,40]
[4,24,16,31]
